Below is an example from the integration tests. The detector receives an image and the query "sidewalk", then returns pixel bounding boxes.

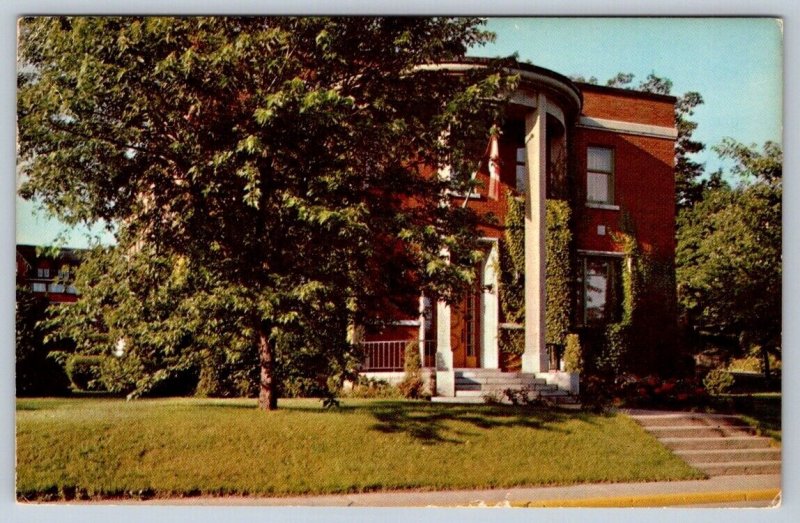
[121,474,780,507]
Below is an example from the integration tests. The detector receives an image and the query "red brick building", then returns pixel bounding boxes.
[360,61,677,398]
[16,245,82,304]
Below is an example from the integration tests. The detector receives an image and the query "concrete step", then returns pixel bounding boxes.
[455,389,493,397]
[675,448,781,464]
[456,384,559,394]
[455,387,557,397]
[693,461,781,476]
[645,425,757,439]
[456,375,547,384]
[660,436,774,451]
[630,413,747,428]
[454,369,512,378]
[455,379,549,388]
[430,396,485,404]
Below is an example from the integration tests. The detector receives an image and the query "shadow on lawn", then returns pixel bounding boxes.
[363,402,586,444]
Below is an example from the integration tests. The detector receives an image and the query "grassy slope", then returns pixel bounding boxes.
[16,398,702,500]
[715,393,782,443]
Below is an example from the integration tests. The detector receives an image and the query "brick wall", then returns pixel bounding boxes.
[577,83,676,127]
[574,88,676,261]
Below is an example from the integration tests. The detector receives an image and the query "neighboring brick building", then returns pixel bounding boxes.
[360,60,677,397]
[16,244,82,304]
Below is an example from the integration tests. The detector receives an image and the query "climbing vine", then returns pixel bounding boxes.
[498,194,525,325]
[598,213,678,376]
[496,193,574,359]
[545,199,572,347]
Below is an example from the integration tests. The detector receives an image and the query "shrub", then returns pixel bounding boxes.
[703,368,735,396]
[498,328,525,355]
[65,355,104,391]
[98,354,143,394]
[15,285,70,396]
[398,341,426,399]
[346,376,401,398]
[563,333,582,373]
[481,390,504,405]
[726,355,762,373]
[580,372,708,411]
[498,328,524,371]
[596,322,632,375]
[502,386,554,407]
[280,375,327,398]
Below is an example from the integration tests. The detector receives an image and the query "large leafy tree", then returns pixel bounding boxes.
[18,17,515,409]
[676,140,782,376]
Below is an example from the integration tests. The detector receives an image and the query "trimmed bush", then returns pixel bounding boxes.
[98,354,143,394]
[345,376,401,399]
[65,355,103,391]
[398,341,426,399]
[563,333,583,373]
[498,327,525,356]
[703,368,735,396]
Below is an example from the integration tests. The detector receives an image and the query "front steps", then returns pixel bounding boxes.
[628,411,781,476]
[442,369,576,404]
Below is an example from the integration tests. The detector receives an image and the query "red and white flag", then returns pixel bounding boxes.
[487,134,501,200]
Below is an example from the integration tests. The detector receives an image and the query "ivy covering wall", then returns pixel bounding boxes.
[497,194,574,361]
[596,220,680,376]
[545,199,573,347]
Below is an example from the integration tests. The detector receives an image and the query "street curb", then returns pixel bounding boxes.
[511,488,781,508]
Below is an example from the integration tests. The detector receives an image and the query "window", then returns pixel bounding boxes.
[32,282,47,293]
[58,265,71,280]
[49,283,65,293]
[515,147,526,193]
[587,147,614,204]
[37,267,50,278]
[579,256,621,325]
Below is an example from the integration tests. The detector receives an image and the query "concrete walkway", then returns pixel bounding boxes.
[111,474,780,507]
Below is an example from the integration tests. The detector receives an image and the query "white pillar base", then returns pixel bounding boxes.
[435,299,455,397]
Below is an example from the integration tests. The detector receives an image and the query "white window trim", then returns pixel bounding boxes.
[389,320,421,327]
[577,249,626,258]
[446,189,482,200]
[585,202,620,211]
[587,146,615,205]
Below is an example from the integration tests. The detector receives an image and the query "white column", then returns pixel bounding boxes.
[435,300,455,396]
[522,95,549,373]
[481,241,500,369]
[418,296,427,364]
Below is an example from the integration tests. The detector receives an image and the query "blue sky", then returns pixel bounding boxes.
[16,17,783,249]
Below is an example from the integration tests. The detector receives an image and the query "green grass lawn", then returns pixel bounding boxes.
[713,393,782,443]
[16,397,702,501]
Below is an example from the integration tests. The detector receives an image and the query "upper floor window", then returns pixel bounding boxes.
[515,147,526,193]
[37,267,50,278]
[587,147,614,204]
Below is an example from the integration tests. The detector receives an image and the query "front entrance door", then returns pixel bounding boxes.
[451,284,481,368]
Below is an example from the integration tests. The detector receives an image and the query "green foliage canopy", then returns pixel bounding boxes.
[677,140,782,363]
[18,17,517,408]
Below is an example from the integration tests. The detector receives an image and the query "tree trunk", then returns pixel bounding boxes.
[762,346,771,384]
[258,327,278,410]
